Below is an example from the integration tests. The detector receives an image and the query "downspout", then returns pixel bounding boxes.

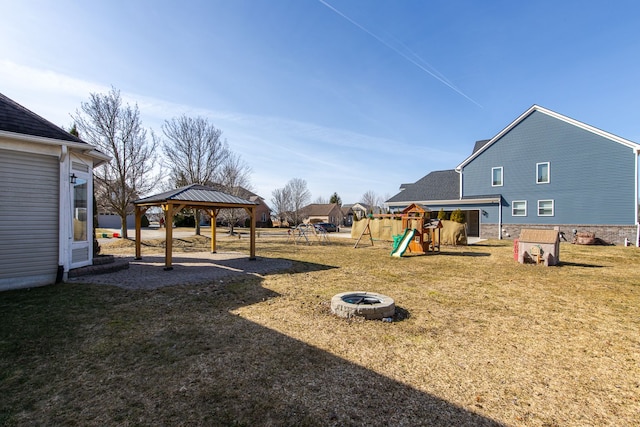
[498,197,502,240]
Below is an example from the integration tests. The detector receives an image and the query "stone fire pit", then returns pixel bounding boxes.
[331,291,395,320]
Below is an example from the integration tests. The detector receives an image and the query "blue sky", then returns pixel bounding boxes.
[2,0,640,204]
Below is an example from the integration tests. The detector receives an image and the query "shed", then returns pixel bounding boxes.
[517,229,560,266]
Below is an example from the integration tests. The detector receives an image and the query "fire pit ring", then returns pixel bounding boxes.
[331,291,395,320]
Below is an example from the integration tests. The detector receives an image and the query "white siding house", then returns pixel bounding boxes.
[0,93,110,290]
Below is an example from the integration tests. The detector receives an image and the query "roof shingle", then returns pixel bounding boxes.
[0,92,85,143]
[135,184,257,205]
[386,169,459,203]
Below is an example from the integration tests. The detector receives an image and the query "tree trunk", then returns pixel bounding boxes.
[121,215,128,239]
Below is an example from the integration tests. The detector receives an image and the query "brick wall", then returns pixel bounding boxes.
[480,223,638,246]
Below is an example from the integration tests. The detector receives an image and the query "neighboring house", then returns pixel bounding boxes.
[301,203,344,225]
[246,193,272,228]
[343,203,368,220]
[341,205,354,226]
[97,212,135,229]
[0,93,110,290]
[387,105,640,245]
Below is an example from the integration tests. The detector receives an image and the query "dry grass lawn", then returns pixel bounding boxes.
[1,231,639,426]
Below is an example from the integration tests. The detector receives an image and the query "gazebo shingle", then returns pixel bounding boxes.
[135,184,257,206]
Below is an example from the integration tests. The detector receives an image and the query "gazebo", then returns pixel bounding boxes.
[133,184,258,270]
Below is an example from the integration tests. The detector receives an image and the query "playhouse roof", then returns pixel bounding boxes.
[519,229,559,244]
[402,203,429,214]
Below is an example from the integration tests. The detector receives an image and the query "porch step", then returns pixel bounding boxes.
[68,257,129,278]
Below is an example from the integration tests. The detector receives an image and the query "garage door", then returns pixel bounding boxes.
[0,148,59,290]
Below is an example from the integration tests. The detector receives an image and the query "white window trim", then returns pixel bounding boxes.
[537,199,554,216]
[492,166,503,187]
[536,162,550,184]
[512,200,527,217]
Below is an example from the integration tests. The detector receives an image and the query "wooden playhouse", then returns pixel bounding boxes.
[516,229,560,266]
[401,204,442,254]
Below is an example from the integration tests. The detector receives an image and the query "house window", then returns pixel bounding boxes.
[261,212,267,222]
[492,167,503,187]
[73,177,88,241]
[512,200,527,216]
[537,162,550,184]
[538,200,554,216]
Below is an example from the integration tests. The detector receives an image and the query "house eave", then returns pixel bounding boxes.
[387,197,501,208]
[0,129,110,163]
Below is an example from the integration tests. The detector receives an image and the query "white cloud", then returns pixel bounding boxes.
[0,61,459,202]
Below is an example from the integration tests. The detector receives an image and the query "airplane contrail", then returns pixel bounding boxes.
[318,0,482,108]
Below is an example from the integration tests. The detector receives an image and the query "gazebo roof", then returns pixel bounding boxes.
[134,184,257,207]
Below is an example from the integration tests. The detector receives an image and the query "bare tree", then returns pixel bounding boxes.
[286,178,311,225]
[314,196,328,204]
[271,187,292,227]
[361,190,381,215]
[73,87,157,239]
[216,153,253,235]
[161,115,230,234]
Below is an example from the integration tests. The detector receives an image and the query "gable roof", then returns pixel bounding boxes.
[0,92,84,143]
[457,105,640,170]
[134,184,257,206]
[386,169,459,204]
[472,139,490,154]
[519,229,559,244]
[302,203,341,216]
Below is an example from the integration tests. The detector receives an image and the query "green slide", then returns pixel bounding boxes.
[391,228,416,257]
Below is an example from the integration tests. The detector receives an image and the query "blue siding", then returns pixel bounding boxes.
[461,111,637,225]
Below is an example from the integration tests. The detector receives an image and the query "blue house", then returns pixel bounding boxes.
[386,105,640,245]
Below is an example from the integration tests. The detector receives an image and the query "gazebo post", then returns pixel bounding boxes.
[209,209,218,253]
[134,206,147,260]
[249,205,256,260]
[164,203,174,270]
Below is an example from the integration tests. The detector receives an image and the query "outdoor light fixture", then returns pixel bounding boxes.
[70,173,77,184]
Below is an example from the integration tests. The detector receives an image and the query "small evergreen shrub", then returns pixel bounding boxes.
[450,208,465,223]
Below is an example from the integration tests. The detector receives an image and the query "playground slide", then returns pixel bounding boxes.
[391,228,415,257]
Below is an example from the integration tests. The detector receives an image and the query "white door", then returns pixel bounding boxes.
[70,161,92,269]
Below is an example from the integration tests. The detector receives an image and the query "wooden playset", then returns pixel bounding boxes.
[398,204,442,255]
[354,204,442,255]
